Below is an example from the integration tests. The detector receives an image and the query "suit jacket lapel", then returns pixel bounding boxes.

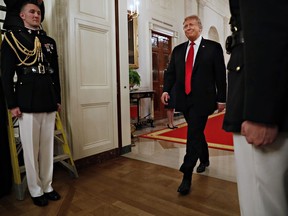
[180,41,189,78]
[193,39,206,72]
[182,41,189,62]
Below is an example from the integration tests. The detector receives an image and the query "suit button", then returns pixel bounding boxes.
[236,66,241,71]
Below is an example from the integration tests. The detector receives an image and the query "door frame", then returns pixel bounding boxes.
[149,22,178,119]
[151,31,172,119]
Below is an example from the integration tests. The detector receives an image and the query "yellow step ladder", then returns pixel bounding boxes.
[7,112,78,200]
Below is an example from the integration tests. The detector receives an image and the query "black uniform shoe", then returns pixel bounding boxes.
[31,195,48,207]
[196,161,210,173]
[44,190,61,201]
[177,178,191,195]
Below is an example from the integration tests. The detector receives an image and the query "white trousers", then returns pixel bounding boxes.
[233,133,288,216]
[19,112,56,197]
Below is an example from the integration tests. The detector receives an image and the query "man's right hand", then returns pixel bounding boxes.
[241,120,278,146]
[10,107,22,118]
[161,92,170,105]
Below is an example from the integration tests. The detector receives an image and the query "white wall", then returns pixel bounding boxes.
[119,0,132,148]
[136,0,185,90]
[199,0,230,62]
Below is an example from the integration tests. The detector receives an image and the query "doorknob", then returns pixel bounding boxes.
[160,85,163,88]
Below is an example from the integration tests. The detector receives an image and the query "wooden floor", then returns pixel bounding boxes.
[0,157,240,216]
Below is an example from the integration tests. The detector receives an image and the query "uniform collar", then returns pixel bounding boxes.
[22,27,46,35]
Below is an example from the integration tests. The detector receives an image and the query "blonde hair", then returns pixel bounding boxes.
[183,15,203,30]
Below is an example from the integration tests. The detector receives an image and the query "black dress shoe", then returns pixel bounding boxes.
[196,161,210,173]
[177,178,191,195]
[44,190,61,201]
[31,195,48,207]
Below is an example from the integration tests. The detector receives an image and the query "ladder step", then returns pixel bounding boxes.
[19,165,25,173]
[53,154,70,163]
[18,154,70,173]
[54,130,62,136]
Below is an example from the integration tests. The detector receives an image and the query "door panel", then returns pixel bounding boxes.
[67,0,118,160]
[151,31,172,120]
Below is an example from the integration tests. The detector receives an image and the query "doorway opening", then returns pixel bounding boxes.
[151,31,172,120]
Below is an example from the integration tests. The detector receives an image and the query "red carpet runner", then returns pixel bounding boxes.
[139,113,234,151]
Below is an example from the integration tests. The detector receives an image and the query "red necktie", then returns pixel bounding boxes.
[185,42,195,95]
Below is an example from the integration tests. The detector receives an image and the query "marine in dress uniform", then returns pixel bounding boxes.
[1,2,61,206]
[223,0,288,215]
[0,0,45,200]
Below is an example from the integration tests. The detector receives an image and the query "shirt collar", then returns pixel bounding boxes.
[189,35,202,46]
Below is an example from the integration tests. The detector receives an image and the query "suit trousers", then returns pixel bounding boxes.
[19,112,56,197]
[180,106,209,176]
[233,133,288,216]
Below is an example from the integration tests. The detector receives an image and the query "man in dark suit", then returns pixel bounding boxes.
[161,15,226,195]
[3,0,45,31]
[223,0,288,215]
[1,2,60,207]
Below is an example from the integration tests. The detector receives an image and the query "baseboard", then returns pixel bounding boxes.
[74,145,132,169]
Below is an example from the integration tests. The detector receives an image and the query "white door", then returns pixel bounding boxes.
[66,0,118,160]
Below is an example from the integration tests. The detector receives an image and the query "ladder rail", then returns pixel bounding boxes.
[7,112,22,184]
[7,112,27,200]
[55,112,78,177]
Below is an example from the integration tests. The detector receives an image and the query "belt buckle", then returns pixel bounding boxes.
[38,64,45,74]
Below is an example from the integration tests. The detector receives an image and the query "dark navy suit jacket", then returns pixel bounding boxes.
[163,38,226,116]
[223,0,288,132]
